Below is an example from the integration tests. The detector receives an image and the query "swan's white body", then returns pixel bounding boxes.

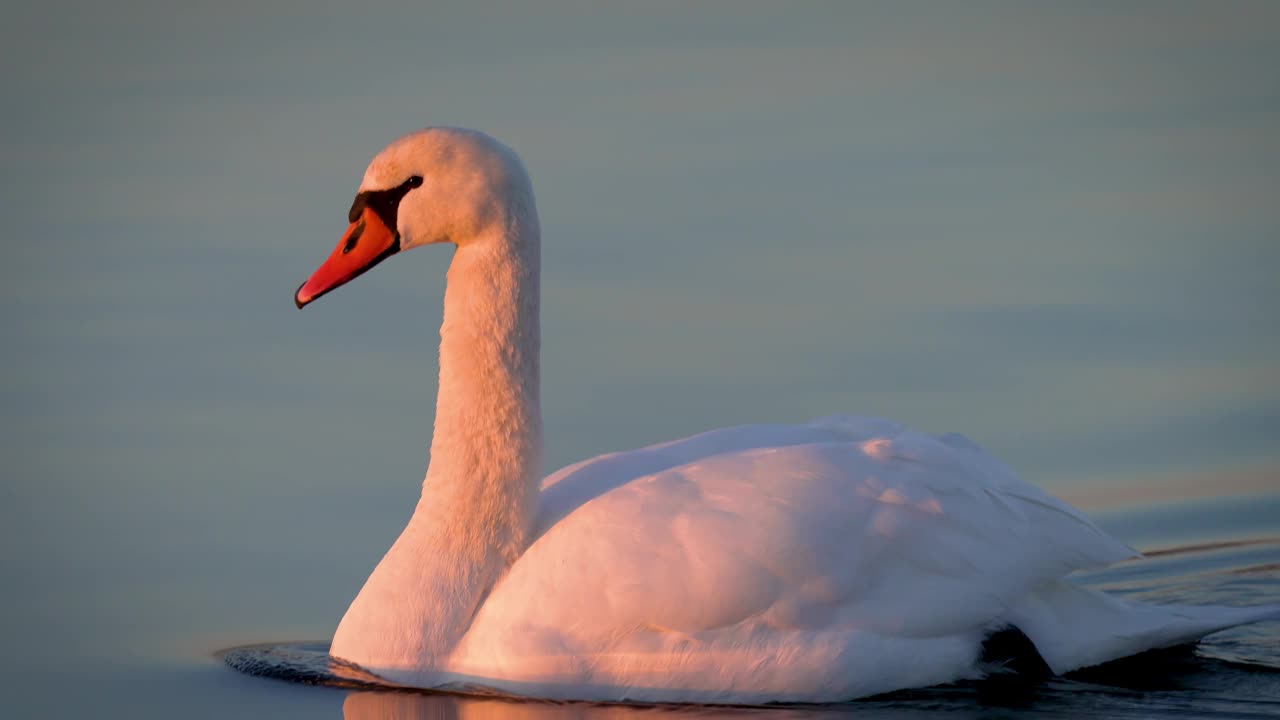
[297,128,1280,704]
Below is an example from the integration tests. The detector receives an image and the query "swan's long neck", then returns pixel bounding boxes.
[330,201,542,669]
[424,222,542,564]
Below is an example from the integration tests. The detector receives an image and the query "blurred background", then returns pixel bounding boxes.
[2,1,1277,717]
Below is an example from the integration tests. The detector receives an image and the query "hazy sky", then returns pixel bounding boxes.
[2,1,1278,677]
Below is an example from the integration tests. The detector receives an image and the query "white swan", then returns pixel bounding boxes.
[294,127,1278,704]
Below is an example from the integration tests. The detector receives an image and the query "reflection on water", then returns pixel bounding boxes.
[341,692,813,720]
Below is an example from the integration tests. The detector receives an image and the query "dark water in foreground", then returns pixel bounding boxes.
[214,495,1280,720]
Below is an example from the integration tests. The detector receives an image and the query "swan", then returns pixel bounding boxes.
[293,127,1278,704]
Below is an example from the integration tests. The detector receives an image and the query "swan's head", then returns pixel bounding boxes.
[295,127,532,308]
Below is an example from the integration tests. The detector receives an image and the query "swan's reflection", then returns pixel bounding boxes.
[341,690,840,720]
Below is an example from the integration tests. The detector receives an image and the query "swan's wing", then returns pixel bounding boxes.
[459,417,1134,691]
[532,419,867,539]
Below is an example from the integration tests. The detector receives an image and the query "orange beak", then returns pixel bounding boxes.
[295,207,400,308]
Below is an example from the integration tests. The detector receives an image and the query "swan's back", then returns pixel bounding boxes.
[443,416,1138,702]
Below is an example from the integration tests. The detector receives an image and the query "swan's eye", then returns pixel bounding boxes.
[347,177,421,224]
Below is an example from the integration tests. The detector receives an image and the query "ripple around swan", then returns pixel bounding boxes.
[220,642,385,690]
[220,640,1280,718]
[219,642,519,700]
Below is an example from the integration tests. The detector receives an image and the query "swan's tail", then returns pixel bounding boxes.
[1006,581,1280,674]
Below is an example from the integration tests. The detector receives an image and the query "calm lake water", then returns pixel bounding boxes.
[5,3,1279,719]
